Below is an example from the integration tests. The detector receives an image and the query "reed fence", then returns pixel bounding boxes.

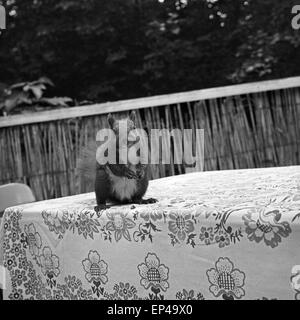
[0,77,299,200]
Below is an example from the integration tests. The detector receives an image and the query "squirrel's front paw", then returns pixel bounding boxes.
[125,168,138,179]
[136,170,145,179]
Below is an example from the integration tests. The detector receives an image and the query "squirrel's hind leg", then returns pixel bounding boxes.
[94,204,108,213]
[95,165,111,211]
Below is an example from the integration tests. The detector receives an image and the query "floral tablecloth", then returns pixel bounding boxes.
[1,166,300,300]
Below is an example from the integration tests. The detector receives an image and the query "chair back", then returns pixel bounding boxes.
[0,183,36,213]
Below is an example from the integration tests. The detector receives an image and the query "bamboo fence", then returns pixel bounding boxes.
[0,77,299,200]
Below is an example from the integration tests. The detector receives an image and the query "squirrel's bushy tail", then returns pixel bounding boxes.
[76,141,97,192]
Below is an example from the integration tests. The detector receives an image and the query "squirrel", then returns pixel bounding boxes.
[77,111,157,211]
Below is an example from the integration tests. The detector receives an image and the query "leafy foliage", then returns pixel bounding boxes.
[0,77,73,115]
[0,0,299,105]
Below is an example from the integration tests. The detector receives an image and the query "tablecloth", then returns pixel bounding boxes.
[1,166,300,300]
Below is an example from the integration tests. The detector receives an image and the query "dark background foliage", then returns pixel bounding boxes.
[0,0,299,103]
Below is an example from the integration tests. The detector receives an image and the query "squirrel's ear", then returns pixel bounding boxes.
[107,113,115,128]
[129,111,136,123]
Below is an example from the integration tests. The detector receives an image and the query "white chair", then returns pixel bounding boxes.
[0,183,35,300]
[0,183,36,217]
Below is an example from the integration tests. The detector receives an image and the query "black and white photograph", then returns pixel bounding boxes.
[0,0,300,304]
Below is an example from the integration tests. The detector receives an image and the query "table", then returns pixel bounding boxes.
[1,166,300,300]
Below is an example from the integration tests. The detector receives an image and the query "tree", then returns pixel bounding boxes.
[0,0,299,105]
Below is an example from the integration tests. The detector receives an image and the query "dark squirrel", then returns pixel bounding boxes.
[77,111,157,211]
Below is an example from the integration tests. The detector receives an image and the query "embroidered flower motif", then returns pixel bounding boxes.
[13,269,28,286]
[18,256,29,270]
[291,265,300,300]
[3,220,11,232]
[206,257,245,300]
[24,280,35,296]
[8,289,24,300]
[44,288,53,300]
[113,282,137,300]
[65,275,82,293]
[77,287,94,300]
[140,207,163,222]
[39,246,60,277]
[176,289,205,300]
[52,289,64,300]
[106,210,135,242]
[215,229,230,248]
[4,255,17,271]
[138,253,169,292]
[24,223,42,256]
[199,226,215,245]
[82,250,108,285]
[32,276,44,298]
[12,243,22,257]
[243,207,292,248]
[42,209,69,238]
[10,230,19,242]
[168,210,195,241]
[27,262,37,281]
[76,210,100,239]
